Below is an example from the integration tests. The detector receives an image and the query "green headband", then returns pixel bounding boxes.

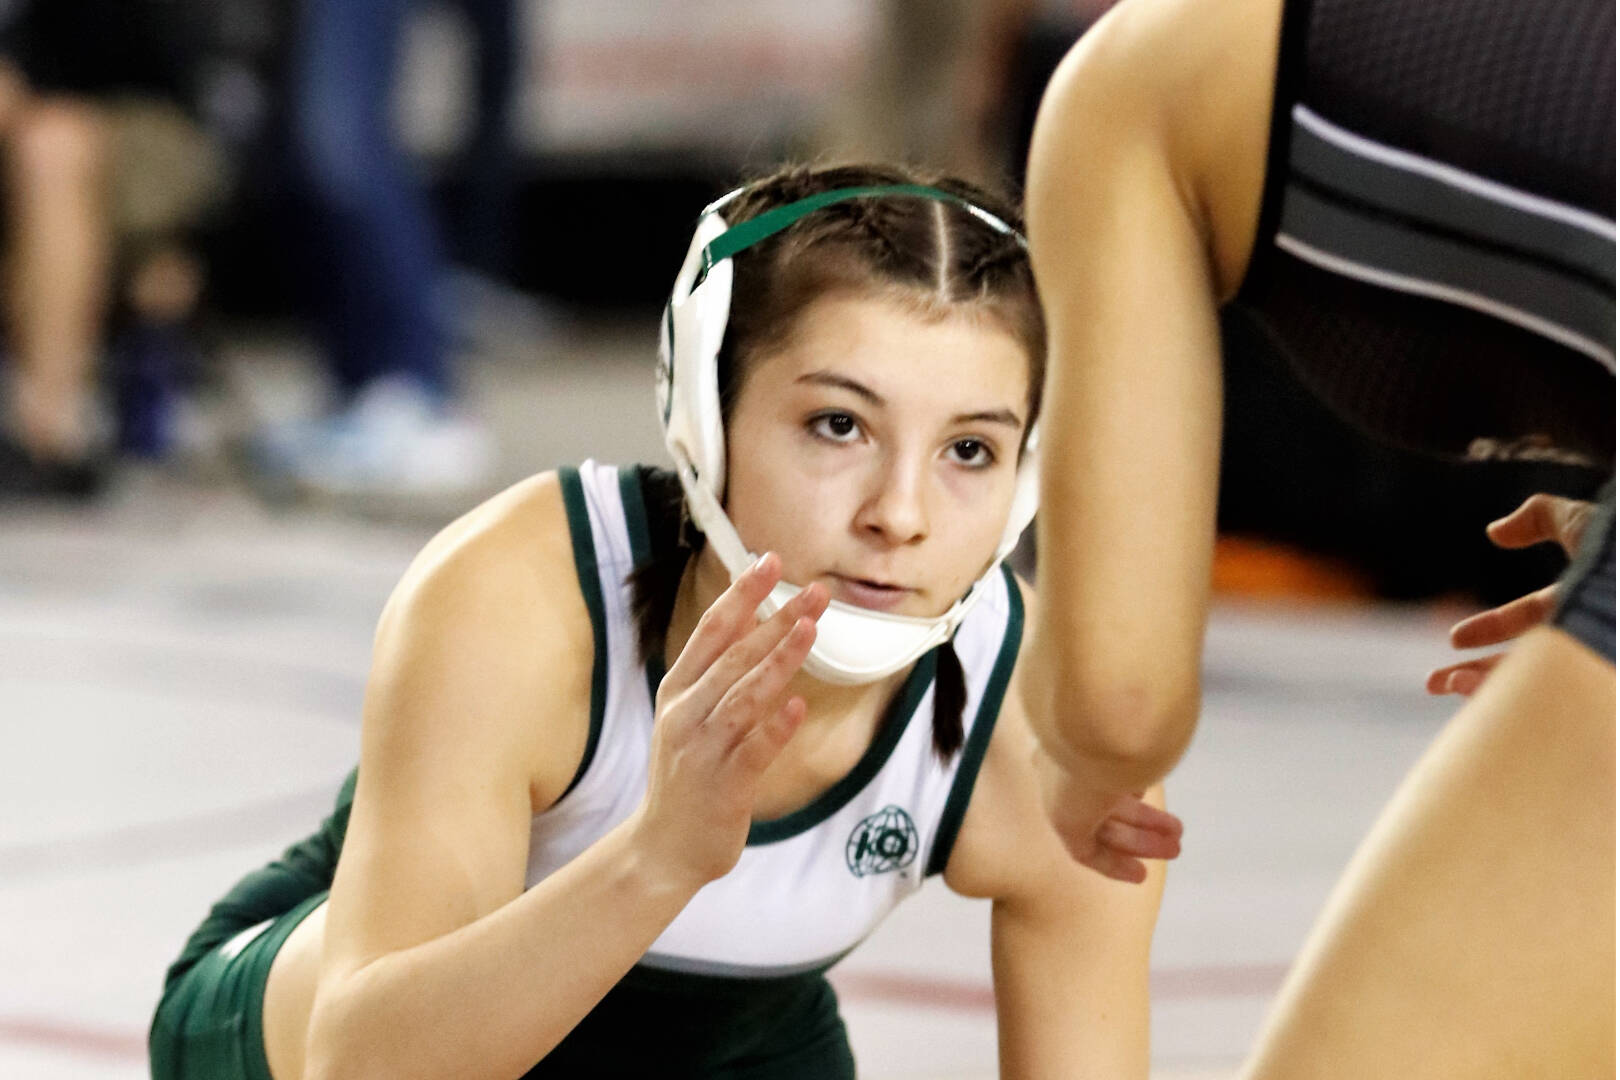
[697,183,1026,283]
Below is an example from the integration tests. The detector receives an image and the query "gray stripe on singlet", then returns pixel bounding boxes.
[1290,106,1616,288]
[1277,185,1616,369]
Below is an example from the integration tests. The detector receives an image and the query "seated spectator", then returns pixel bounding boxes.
[0,0,229,499]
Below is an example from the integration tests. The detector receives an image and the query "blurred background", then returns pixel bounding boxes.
[0,1,1606,1078]
[0,0,1600,583]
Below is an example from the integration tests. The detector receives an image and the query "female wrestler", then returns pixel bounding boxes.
[1021,0,1613,1073]
[148,163,1179,1080]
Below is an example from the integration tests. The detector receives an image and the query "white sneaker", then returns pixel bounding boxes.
[253,376,496,502]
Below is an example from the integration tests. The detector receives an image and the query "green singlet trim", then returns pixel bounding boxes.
[557,467,609,801]
[697,183,1023,285]
[925,564,1024,877]
[619,466,653,567]
[639,647,936,846]
[746,648,939,846]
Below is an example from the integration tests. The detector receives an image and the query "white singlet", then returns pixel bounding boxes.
[527,461,1024,978]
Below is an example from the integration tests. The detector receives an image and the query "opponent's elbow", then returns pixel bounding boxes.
[1082,682,1197,782]
[1022,656,1199,786]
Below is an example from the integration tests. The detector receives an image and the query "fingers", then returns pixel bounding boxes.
[707,614,819,752]
[1076,845,1150,885]
[1432,575,1563,696]
[679,584,828,722]
[1097,815,1183,861]
[660,553,785,697]
[731,694,807,777]
[1049,789,1180,881]
[1104,797,1185,842]
[1425,653,1504,696]
[1033,754,1165,882]
[1095,797,1184,862]
[1487,494,1592,557]
[1448,584,1559,649]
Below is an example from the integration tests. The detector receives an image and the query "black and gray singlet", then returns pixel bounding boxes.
[1234,0,1615,660]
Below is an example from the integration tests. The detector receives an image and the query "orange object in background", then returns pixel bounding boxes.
[1211,535,1377,603]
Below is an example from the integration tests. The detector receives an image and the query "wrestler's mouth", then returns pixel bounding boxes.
[827,574,915,612]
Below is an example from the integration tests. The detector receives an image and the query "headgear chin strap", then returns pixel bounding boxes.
[657,184,1040,686]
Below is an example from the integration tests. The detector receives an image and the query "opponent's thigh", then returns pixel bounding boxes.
[1244,626,1615,1080]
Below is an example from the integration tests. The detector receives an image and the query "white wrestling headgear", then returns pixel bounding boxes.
[656,183,1041,685]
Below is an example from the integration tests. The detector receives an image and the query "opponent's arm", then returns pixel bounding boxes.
[1021,0,1275,853]
[305,476,826,1080]
[987,795,1167,1080]
[1023,7,1222,790]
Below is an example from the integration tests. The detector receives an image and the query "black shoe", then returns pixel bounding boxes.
[0,435,108,501]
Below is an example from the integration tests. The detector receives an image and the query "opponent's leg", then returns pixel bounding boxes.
[1243,625,1615,1079]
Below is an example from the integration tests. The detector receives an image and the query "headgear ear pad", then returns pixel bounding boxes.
[658,184,1040,684]
[658,206,736,498]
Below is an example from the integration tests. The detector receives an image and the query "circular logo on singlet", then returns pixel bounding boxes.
[845,805,919,877]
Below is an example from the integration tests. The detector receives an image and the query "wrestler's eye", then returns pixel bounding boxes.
[945,438,995,468]
[809,412,863,443]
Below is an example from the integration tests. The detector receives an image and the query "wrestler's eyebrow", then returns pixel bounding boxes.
[798,371,1023,428]
[951,407,1023,429]
[796,371,885,407]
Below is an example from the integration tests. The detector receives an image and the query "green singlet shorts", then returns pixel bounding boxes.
[148,773,353,1080]
[148,769,857,1079]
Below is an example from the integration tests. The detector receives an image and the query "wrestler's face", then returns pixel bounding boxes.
[722,293,1030,618]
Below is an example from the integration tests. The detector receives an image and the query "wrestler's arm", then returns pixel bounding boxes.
[304,476,822,1080]
[978,785,1167,1080]
[1021,0,1276,848]
[305,476,671,1080]
[947,587,1167,1077]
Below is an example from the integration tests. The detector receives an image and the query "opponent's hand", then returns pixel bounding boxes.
[1426,493,1592,696]
[631,553,828,890]
[1036,751,1183,883]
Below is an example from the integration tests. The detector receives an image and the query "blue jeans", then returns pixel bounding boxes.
[290,0,448,401]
